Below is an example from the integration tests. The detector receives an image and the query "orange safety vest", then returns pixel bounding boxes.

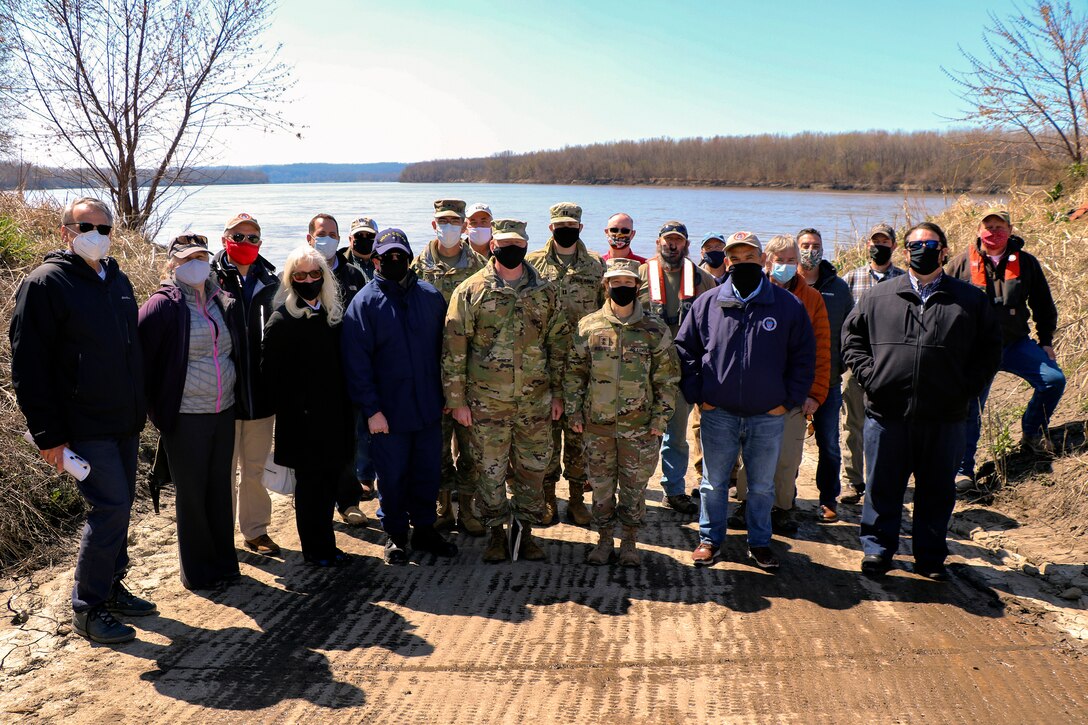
[647,257,697,326]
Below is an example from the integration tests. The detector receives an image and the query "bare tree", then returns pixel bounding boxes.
[0,0,293,232]
[945,1,1088,166]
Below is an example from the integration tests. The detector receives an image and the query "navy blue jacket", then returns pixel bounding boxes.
[341,271,446,433]
[675,273,816,416]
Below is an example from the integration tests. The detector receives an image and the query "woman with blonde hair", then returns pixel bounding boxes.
[262,246,354,566]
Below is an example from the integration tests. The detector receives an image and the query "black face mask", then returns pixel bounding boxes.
[552,227,580,249]
[378,253,410,282]
[608,284,638,307]
[701,250,726,268]
[292,277,324,302]
[729,262,763,298]
[869,244,893,266]
[352,234,375,256]
[908,246,943,275]
[493,244,527,270]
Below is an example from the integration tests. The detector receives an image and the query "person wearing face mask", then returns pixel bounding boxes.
[465,203,494,258]
[675,231,816,571]
[210,212,282,558]
[261,247,354,567]
[732,235,829,534]
[10,197,152,644]
[139,234,242,591]
[443,219,571,563]
[946,208,1064,489]
[796,228,853,522]
[698,232,729,284]
[342,229,457,565]
[842,222,1001,580]
[565,258,679,567]
[412,200,487,535]
[638,221,716,517]
[600,212,646,264]
[526,202,604,527]
[347,216,380,282]
[840,223,905,505]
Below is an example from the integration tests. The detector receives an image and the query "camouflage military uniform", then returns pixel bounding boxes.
[526,234,604,489]
[412,237,486,497]
[442,257,570,527]
[565,299,679,527]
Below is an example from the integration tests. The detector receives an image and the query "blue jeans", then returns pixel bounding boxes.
[660,395,692,496]
[959,337,1066,478]
[812,383,843,507]
[69,436,139,612]
[698,407,785,548]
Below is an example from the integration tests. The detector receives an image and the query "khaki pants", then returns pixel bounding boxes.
[735,407,806,510]
[841,370,866,490]
[233,416,274,540]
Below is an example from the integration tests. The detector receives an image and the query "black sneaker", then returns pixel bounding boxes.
[665,493,698,516]
[383,538,408,566]
[727,501,747,530]
[72,606,136,644]
[840,486,864,505]
[747,546,780,570]
[861,554,893,578]
[771,508,799,535]
[914,562,949,581]
[105,581,157,617]
[411,526,459,557]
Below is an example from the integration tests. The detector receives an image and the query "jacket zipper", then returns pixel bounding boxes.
[200,292,224,413]
[908,299,923,418]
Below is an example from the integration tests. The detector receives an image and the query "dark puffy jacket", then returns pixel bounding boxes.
[811,259,854,386]
[945,235,1058,347]
[842,273,1002,422]
[675,273,816,416]
[137,282,242,433]
[341,271,446,433]
[211,250,279,420]
[9,251,146,449]
[261,300,352,469]
[333,249,367,304]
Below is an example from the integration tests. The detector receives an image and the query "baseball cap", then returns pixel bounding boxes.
[168,233,210,259]
[981,207,1011,225]
[549,202,582,224]
[374,228,411,256]
[701,232,726,247]
[350,217,379,236]
[434,199,466,220]
[466,203,493,219]
[867,223,896,243]
[724,231,761,252]
[492,219,528,242]
[603,258,641,280]
[659,221,688,240]
[224,212,260,234]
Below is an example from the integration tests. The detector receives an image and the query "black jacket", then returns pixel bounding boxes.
[945,235,1058,347]
[211,250,279,420]
[811,259,854,387]
[333,250,367,305]
[9,251,146,448]
[842,273,1002,423]
[261,300,352,470]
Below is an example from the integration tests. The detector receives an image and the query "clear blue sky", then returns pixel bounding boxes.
[214,0,1021,164]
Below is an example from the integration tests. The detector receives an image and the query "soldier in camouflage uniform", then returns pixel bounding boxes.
[442,219,570,562]
[412,200,488,536]
[526,202,604,527]
[566,258,679,567]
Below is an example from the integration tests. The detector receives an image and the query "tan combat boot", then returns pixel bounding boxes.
[483,525,508,563]
[456,493,486,537]
[435,490,455,531]
[566,481,592,526]
[618,526,641,567]
[585,525,615,565]
[541,480,559,526]
[518,523,546,561]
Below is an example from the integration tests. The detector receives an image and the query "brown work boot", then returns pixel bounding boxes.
[618,526,641,567]
[482,525,508,563]
[456,493,486,536]
[585,525,615,565]
[565,481,591,526]
[517,523,547,561]
[541,479,559,526]
[244,534,281,557]
[435,490,455,531]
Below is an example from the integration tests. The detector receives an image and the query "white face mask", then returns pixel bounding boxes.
[312,235,339,260]
[436,222,462,249]
[71,230,111,263]
[467,226,492,245]
[175,258,210,287]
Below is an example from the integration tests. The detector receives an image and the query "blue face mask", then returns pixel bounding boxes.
[770,262,796,284]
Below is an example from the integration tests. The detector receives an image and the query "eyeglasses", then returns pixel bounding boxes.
[291,269,323,282]
[607,227,632,235]
[229,233,261,244]
[905,239,942,251]
[173,234,208,245]
[67,222,112,235]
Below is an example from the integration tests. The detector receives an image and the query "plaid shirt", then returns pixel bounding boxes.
[909,269,943,303]
[843,263,905,303]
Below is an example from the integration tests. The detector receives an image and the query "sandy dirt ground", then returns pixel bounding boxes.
[2,435,1087,723]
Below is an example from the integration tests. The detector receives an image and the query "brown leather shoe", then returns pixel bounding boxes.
[816,505,838,524]
[692,542,718,567]
[244,534,281,557]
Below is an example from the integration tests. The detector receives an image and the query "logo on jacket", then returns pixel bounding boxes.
[762,317,778,331]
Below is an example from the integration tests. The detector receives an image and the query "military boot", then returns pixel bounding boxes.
[585,525,615,565]
[456,493,486,537]
[435,490,455,531]
[483,525,508,563]
[618,526,641,567]
[517,523,547,561]
[565,481,592,526]
[541,479,559,526]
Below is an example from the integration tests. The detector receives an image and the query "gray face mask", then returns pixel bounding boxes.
[175,258,210,287]
[799,248,823,269]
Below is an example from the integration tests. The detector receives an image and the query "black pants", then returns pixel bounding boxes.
[161,409,240,590]
[335,462,362,513]
[295,461,344,561]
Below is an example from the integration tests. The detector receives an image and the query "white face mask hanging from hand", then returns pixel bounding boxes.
[71,230,111,263]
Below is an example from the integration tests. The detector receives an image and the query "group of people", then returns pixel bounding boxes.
[9,195,1064,645]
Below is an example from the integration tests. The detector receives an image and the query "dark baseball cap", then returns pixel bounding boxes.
[659,221,688,239]
[374,228,411,256]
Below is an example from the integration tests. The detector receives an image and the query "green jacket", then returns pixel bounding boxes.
[565,301,679,435]
[442,259,570,408]
[526,238,605,328]
[411,240,487,304]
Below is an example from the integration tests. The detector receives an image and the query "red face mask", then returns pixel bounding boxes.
[980,228,1009,253]
[225,240,260,266]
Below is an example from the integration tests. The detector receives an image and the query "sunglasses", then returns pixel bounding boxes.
[607,227,632,235]
[291,269,323,282]
[67,222,113,235]
[905,240,942,251]
[352,232,375,242]
[229,233,261,244]
[174,234,208,245]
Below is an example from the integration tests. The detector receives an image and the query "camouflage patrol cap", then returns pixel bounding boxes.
[433,199,466,220]
[492,218,528,242]
[603,257,641,280]
[549,202,582,224]
[724,231,761,252]
[350,217,379,236]
[867,223,896,243]
[981,207,1011,225]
